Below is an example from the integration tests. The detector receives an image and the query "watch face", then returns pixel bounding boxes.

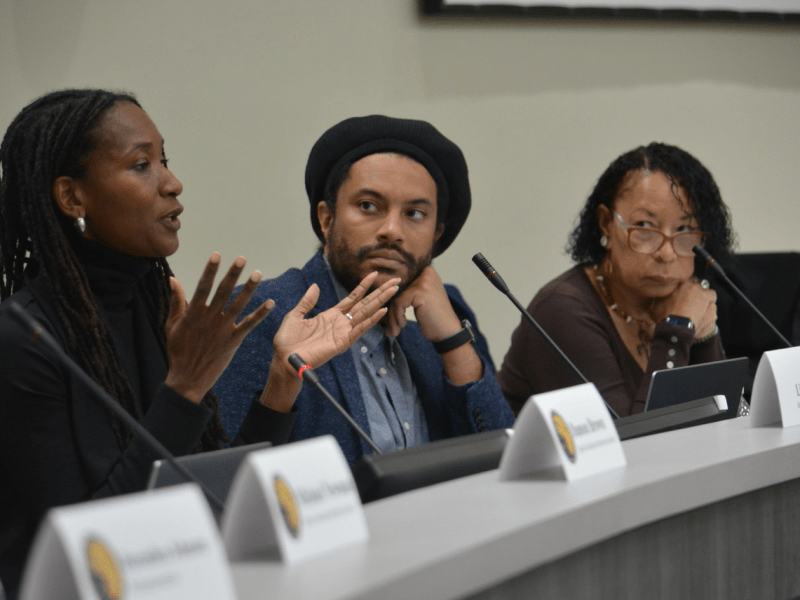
[665,315,694,329]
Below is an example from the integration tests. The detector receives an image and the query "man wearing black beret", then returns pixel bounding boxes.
[215,115,515,466]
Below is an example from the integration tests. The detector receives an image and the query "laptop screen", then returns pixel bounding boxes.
[644,357,748,417]
[147,441,272,512]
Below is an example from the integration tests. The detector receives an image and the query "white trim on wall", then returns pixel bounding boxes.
[443,0,800,10]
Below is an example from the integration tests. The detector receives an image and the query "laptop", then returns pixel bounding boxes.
[147,441,272,512]
[644,357,749,418]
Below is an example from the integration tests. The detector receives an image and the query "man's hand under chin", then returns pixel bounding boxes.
[384,266,462,339]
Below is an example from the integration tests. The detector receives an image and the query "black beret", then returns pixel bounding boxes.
[305,115,471,257]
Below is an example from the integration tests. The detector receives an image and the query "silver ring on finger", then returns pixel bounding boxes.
[700,279,710,290]
[345,313,354,320]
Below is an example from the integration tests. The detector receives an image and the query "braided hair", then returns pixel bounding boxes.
[0,89,227,450]
[568,142,736,267]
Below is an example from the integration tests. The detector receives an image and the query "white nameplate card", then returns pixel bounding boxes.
[500,383,626,481]
[19,484,235,600]
[222,435,367,564]
[750,346,800,428]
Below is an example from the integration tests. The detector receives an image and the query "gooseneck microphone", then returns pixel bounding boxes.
[9,302,226,513]
[693,245,792,349]
[472,253,589,385]
[472,253,619,420]
[288,353,383,455]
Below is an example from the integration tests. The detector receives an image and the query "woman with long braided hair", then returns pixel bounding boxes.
[0,89,397,598]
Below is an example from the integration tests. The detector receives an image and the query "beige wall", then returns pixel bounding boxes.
[1,0,798,365]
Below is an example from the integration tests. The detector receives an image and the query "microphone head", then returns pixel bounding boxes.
[472,253,494,277]
[472,252,509,294]
[692,244,728,281]
[692,245,713,262]
[288,353,307,372]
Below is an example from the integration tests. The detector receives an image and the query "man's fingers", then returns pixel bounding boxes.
[336,272,379,315]
[349,278,400,323]
[384,300,407,338]
[292,284,321,318]
[352,307,389,340]
[346,271,379,303]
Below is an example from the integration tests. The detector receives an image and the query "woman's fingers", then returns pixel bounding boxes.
[165,254,272,403]
[223,269,264,322]
[166,277,187,334]
[187,252,221,313]
[207,256,247,312]
[224,269,274,338]
[236,298,275,337]
[185,253,270,325]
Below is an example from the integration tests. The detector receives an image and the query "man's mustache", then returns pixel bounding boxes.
[356,243,416,269]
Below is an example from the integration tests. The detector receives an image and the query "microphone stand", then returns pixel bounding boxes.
[693,245,792,348]
[288,353,383,455]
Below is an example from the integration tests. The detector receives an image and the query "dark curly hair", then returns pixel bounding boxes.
[0,88,227,451]
[567,142,736,267]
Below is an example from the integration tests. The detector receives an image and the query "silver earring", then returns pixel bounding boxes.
[600,235,608,248]
[74,217,86,234]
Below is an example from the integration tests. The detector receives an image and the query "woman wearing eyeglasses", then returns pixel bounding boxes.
[497,143,735,417]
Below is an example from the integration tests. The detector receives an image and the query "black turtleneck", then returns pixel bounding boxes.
[72,237,153,310]
[73,238,162,413]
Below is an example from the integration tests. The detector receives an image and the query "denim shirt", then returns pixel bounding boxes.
[328,263,430,453]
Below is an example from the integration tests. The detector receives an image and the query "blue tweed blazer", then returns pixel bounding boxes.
[215,252,514,466]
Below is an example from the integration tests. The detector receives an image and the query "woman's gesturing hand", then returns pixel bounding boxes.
[165,253,274,404]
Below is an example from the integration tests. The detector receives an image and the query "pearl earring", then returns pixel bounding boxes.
[74,217,86,234]
[600,235,608,248]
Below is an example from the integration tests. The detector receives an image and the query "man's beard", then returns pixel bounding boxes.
[325,227,433,298]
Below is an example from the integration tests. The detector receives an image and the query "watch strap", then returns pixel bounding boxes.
[433,319,476,354]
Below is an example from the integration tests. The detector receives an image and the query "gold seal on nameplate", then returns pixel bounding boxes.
[551,411,577,463]
[86,538,124,600]
[274,475,301,538]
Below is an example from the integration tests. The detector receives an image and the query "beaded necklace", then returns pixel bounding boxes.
[592,263,654,358]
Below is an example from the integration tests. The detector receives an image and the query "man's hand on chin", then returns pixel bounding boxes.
[384,266,461,340]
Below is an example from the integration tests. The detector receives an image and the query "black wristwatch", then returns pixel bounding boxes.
[663,315,694,330]
[433,319,476,354]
